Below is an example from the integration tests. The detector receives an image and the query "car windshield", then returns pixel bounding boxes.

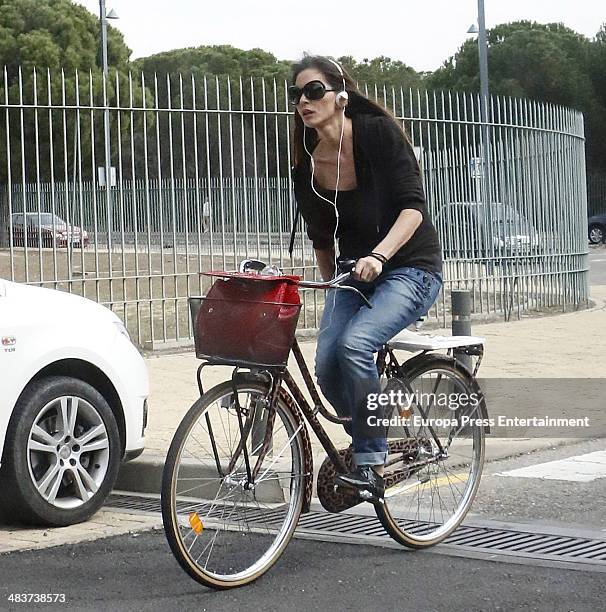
[438,202,536,239]
[25,213,65,225]
[474,204,534,235]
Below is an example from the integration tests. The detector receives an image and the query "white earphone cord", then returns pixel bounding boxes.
[303,58,347,335]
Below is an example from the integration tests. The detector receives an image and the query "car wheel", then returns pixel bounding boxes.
[0,376,121,527]
[588,224,605,245]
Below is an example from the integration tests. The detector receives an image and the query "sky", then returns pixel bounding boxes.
[74,1,605,72]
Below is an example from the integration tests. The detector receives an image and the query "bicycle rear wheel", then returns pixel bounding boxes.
[376,355,485,548]
[161,380,306,589]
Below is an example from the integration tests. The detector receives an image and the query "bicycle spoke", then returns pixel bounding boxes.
[378,363,485,546]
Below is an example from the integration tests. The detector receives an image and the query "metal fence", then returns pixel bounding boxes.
[0,69,589,348]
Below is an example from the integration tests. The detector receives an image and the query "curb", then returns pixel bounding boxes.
[116,452,321,500]
[116,456,166,496]
[116,437,582,498]
[116,455,286,502]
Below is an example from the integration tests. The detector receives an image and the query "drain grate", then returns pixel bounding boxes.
[107,492,606,568]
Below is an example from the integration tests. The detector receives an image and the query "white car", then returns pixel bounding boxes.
[0,278,148,527]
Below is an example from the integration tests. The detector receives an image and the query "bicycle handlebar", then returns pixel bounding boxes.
[236,258,373,308]
[298,260,373,309]
[297,270,351,290]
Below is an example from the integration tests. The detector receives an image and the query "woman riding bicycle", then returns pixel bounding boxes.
[290,55,443,499]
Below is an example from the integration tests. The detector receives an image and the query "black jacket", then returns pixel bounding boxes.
[291,111,442,275]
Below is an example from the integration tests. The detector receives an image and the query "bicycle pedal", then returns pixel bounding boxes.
[357,489,385,505]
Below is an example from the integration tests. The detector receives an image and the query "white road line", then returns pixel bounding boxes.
[496,450,606,483]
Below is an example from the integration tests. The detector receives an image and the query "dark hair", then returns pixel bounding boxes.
[291,55,404,167]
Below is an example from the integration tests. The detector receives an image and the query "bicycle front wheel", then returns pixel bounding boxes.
[161,380,306,589]
[376,355,486,548]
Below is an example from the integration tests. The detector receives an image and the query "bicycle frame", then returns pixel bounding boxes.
[192,336,467,492]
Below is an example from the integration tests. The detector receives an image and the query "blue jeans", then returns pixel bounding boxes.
[315,266,442,467]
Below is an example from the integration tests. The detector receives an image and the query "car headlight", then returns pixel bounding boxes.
[113,321,132,342]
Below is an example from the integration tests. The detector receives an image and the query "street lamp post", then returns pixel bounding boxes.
[98,1,118,253]
[99,0,109,75]
[477,0,489,128]
[469,1,492,207]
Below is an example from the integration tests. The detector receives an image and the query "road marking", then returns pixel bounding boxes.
[388,471,470,495]
[496,450,606,482]
[591,258,606,262]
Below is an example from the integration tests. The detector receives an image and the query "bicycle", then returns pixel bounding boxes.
[161,259,489,589]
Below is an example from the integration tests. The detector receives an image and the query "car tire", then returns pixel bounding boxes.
[0,376,121,527]
[588,224,605,245]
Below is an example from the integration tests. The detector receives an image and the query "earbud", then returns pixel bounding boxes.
[327,57,348,109]
[335,90,349,108]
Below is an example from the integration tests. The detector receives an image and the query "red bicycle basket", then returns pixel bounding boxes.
[190,271,302,366]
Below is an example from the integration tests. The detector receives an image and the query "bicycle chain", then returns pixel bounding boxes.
[316,438,430,513]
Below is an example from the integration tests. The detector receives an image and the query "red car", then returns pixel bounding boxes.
[8,213,89,248]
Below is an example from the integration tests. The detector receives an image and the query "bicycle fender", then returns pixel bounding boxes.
[398,353,491,435]
[278,386,314,513]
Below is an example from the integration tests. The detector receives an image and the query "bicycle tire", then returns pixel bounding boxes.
[161,379,306,589]
[375,354,486,548]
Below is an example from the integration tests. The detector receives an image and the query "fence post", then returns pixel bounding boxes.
[0,186,8,247]
[451,289,472,370]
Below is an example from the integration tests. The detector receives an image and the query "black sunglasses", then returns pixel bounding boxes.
[288,80,338,105]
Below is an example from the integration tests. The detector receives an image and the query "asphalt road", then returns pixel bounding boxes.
[466,438,606,530]
[0,530,604,612]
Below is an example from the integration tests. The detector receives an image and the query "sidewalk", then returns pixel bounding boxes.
[116,284,606,494]
[0,511,161,554]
